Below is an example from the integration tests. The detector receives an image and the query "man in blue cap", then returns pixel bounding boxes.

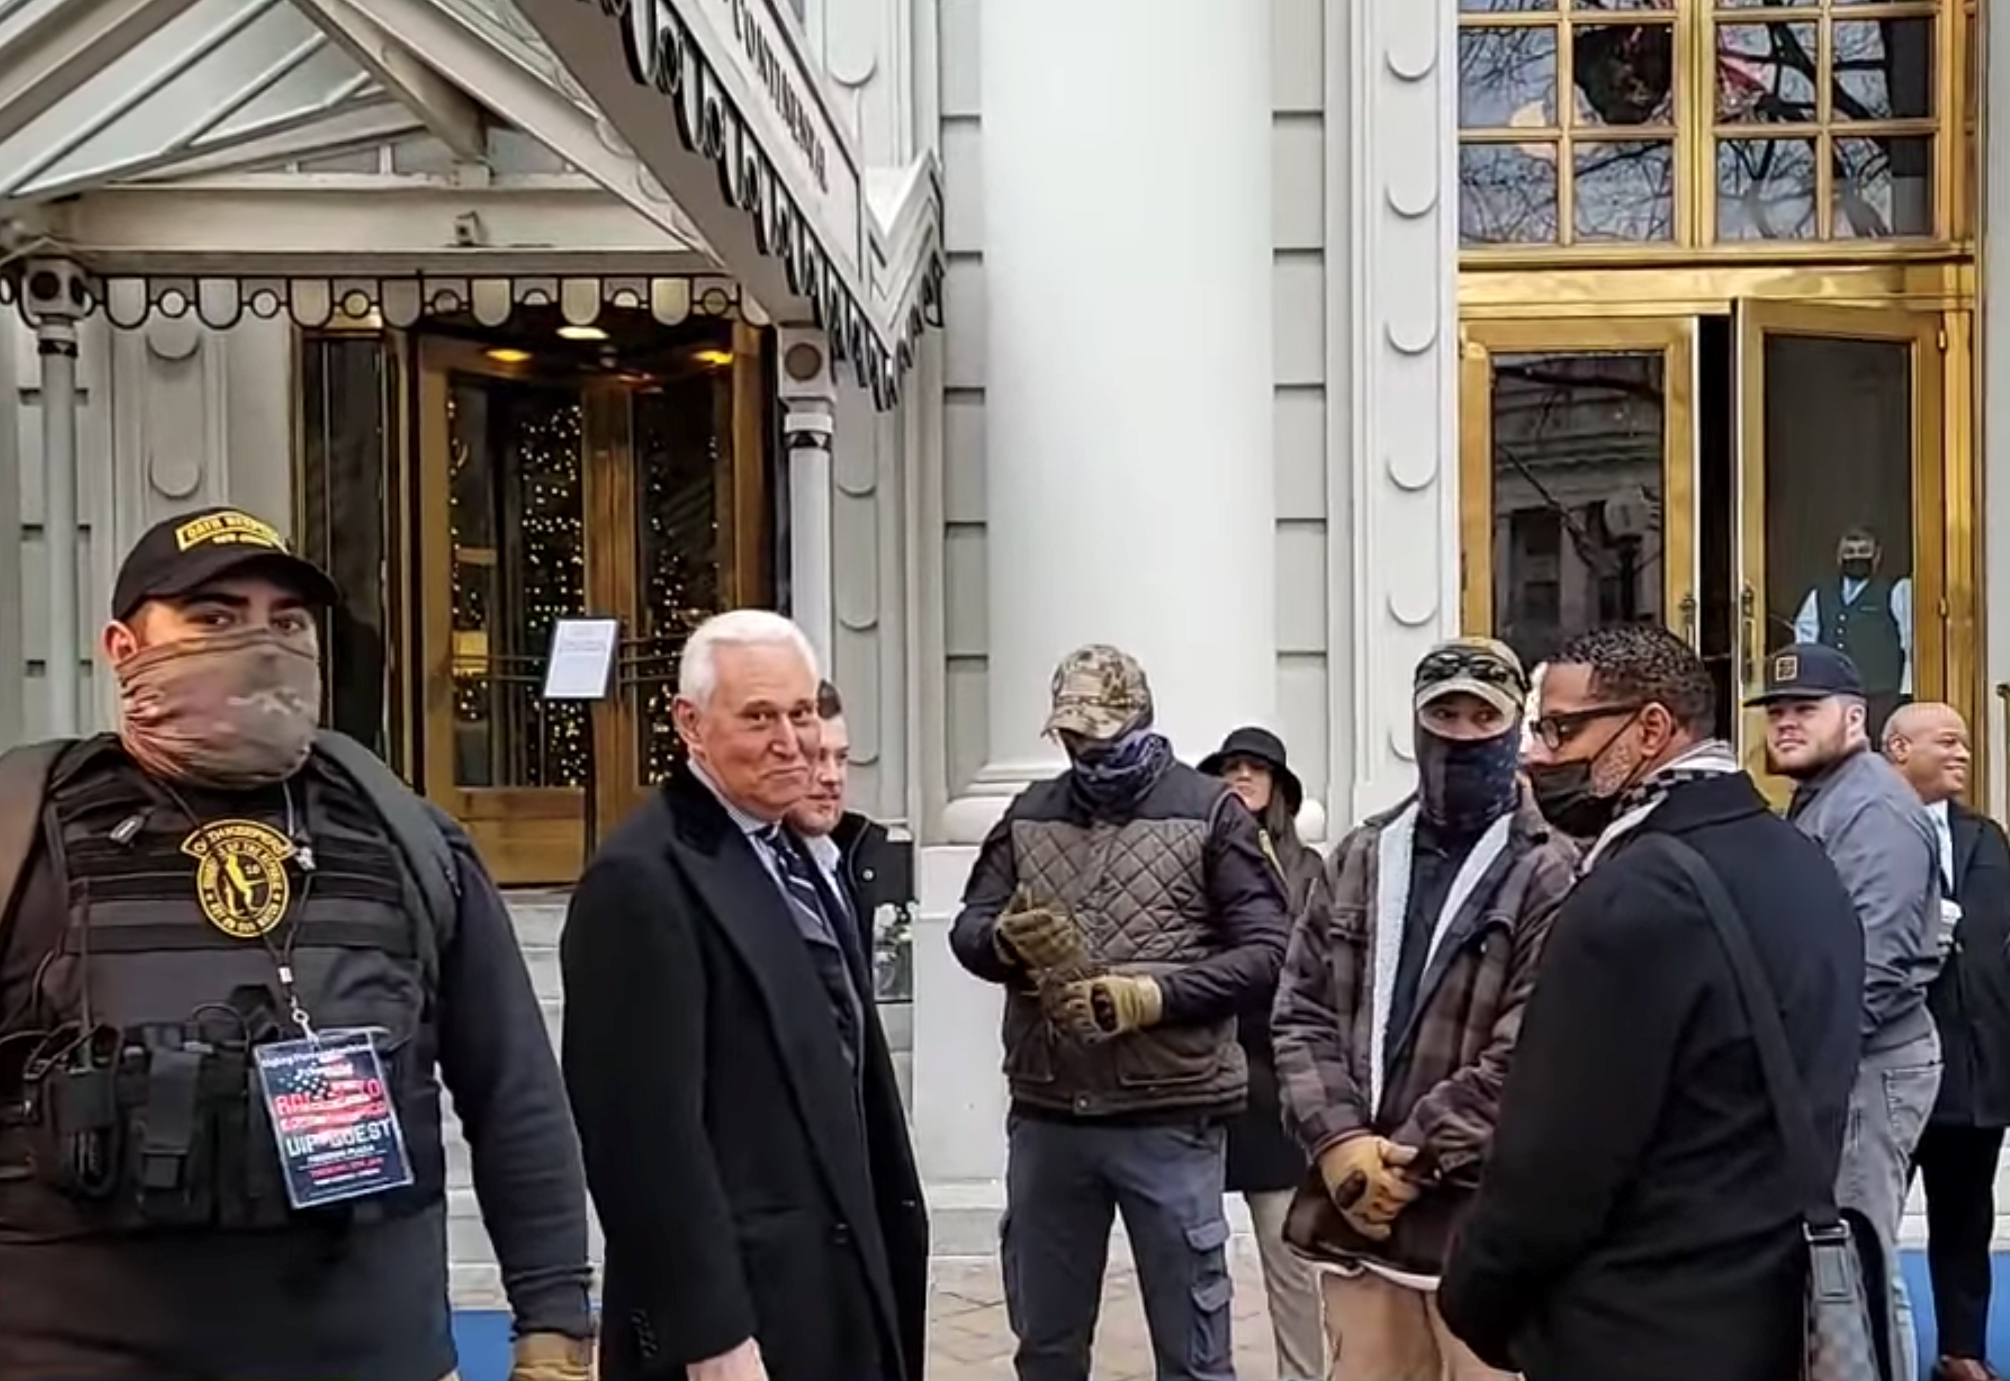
[1755,642,1945,1381]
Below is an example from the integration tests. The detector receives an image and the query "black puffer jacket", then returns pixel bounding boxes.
[1227,833,1326,1192]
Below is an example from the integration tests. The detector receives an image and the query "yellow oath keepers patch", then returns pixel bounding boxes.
[181,820,296,939]
[174,510,286,554]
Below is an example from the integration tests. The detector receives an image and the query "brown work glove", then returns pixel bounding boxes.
[1318,1136,1421,1241]
[508,1332,595,1381]
[994,891,1088,974]
[1061,974,1163,1037]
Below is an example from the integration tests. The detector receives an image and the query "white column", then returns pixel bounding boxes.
[1336,0,1462,819]
[788,439,835,673]
[971,0,1275,800]
[37,314,81,738]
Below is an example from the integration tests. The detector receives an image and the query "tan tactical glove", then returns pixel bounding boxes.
[508,1331,595,1381]
[994,890,1089,974]
[1065,974,1163,1036]
[1318,1136,1420,1240]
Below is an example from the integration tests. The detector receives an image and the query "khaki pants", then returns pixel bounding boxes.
[1320,1270,1513,1381]
[1244,1190,1327,1379]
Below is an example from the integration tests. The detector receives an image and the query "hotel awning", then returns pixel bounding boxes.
[509,0,943,405]
[0,0,938,402]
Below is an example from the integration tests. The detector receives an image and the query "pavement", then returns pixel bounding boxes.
[926,1241,1284,1381]
[448,1245,1997,1381]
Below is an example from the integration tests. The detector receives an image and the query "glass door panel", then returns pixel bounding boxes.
[600,324,769,831]
[417,327,772,884]
[1735,302,1944,796]
[418,340,594,885]
[1460,317,1699,672]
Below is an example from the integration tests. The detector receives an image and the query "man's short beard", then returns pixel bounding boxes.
[1768,728,1848,781]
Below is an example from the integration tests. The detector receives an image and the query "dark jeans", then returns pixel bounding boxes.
[1912,1123,2006,1361]
[1001,1114,1234,1381]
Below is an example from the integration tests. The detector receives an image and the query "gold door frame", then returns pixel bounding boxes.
[1735,301,1954,783]
[1459,316,1700,644]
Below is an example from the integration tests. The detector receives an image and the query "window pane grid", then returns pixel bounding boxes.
[1458,0,1957,251]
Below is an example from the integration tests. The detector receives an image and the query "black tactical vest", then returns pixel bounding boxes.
[0,744,447,1242]
[1816,576,1906,696]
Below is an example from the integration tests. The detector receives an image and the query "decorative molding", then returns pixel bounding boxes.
[1339,0,1462,820]
[519,0,944,408]
[0,267,752,331]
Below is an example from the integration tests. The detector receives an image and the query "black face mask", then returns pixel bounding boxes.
[1840,558,1874,581]
[1526,715,1642,839]
[1525,759,1617,839]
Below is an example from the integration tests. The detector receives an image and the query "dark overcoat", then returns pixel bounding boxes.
[561,765,928,1381]
[1928,801,2010,1127]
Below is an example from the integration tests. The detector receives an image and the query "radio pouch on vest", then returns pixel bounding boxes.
[0,733,461,979]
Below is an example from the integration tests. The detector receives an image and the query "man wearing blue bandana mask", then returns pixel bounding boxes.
[1272,638,1579,1381]
[950,644,1291,1381]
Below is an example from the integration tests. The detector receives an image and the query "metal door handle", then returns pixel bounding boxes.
[1678,592,1699,651]
[1740,584,1759,687]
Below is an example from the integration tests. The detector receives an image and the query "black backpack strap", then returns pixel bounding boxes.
[1642,832,1842,1228]
[0,741,73,933]
[0,741,68,923]
[312,731,461,987]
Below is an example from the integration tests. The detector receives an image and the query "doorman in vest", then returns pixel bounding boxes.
[0,507,595,1381]
[950,644,1291,1381]
[1792,524,1914,738]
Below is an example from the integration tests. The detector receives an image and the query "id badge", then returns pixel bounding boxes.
[254,1029,416,1211]
[1940,897,1964,952]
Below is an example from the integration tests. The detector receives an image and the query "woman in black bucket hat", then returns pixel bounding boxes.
[1199,725,1327,1379]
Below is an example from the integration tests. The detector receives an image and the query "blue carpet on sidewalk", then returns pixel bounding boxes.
[445,1250,2000,1380]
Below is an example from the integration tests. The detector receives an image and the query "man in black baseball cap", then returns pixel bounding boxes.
[1744,641,1867,713]
[110,505,338,625]
[1755,640,1944,1381]
[0,505,599,1381]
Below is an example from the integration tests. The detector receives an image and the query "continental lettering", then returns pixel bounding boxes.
[722,0,830,195]
[616,0,829,196]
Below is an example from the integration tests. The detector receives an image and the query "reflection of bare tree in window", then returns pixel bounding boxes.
[1716,4,1933,238]
[1489,354,1667,656]
[1575,23,1673,126]
[1458,18,1676,244]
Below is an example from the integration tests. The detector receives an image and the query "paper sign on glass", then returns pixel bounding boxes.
[542,617,621,701]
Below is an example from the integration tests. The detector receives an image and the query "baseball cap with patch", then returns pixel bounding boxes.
[1743,642,1865,706]
[112,507,339,622]
[1044,644,1153,741]
[1414,637,1530,719]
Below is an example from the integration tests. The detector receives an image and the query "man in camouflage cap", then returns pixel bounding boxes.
[950,644,1291,1381]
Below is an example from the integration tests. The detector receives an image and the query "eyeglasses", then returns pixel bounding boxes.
[1415,647,1527,697]
[1528,703,1642,752]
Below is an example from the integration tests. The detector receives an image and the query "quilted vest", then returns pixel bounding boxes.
[1815,576,1905,696]
[1000,778,1248,1116]
[0,748,447,1242]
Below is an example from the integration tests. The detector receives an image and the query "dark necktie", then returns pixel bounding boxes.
[761,826,841,944]
[758,826,863,1065]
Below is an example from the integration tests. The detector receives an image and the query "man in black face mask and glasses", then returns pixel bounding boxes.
[1440,624,1864,1381]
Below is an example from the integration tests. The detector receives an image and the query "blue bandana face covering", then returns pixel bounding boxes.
[1415,724,1521,835]
[1068,726,1173,812]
